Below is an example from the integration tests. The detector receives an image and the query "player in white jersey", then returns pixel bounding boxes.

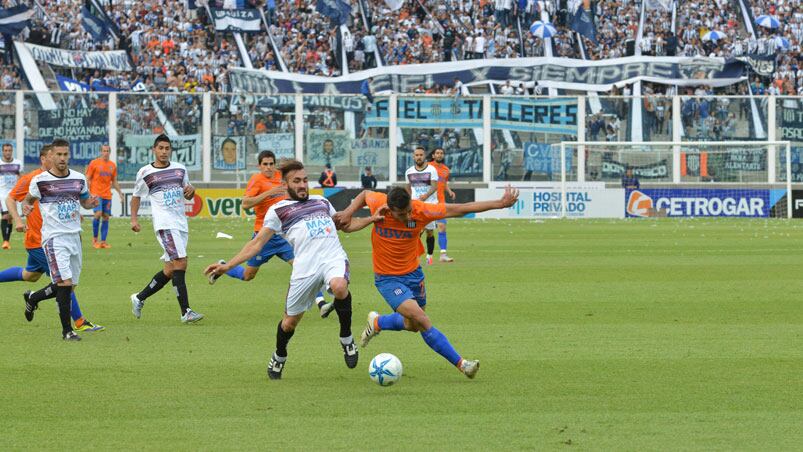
[21,139,98,341]
[1,142,22,249]
[129,134,203,324]
[204,159,383,380]
[405,146,439,265]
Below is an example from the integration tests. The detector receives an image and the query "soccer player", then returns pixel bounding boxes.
[405,146,438,265]
[129,134,203,323]
[429,147,457,262]
[1,142,22,249]
[2,144,104,333]
[20,139,99,341]
[85,144,123,249]
[204,160,383,380]
[334,186,519,379]
[209,151,333,316]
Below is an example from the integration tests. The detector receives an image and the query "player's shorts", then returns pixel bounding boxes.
[424,221,436,231]
[0,189,9,212]
[93,198,112,215]
[374,266,426,311]
[25,247,50,275]
[285,259,349,316]
[43,234,82,285]
[247,232,294,267]
[156,229,188,262]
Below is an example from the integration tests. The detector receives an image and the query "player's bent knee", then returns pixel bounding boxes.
[329,278,348,298]
[22,271,42,282]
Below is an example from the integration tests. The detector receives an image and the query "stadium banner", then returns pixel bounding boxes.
[120,134,201,171]
[722,148,766,171]
[305,129,350,166]
[24,43,132,71]
[779,103,803,141]
[0,5,34,36]
[475,185,625,218]
[210,8,262,33]
[255,94,367,112]
[255,132,295,159]
[735,54,776,78]
[81,5,110,42]
[779,147,803,182]
[645,0,672,10]
[212,135,248,171]
[56,75,119,93]
[602,159,669,179]
[523,142,573,177]
[397,145,481,178]
[351,138,389,172]
[230,56,747,94]
[24,108,107,166]
[625,189,770,217]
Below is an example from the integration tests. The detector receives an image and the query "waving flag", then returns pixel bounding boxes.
[571,6,597,44]
[82,6,110,42]
[0,5,34,36]
[316,0,351,26]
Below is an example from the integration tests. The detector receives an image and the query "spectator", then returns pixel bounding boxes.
[361,166,378,189]
[319,163,337,187]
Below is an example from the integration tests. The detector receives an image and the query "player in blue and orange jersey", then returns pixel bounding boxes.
[209,150,332,316]
[0,144,103,332]
[334,186,519,379]
[429,147,457,262]
[85,144,123,249]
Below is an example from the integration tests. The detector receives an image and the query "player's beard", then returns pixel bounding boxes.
[287,186,308,201]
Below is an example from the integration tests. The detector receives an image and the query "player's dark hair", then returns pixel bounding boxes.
[387,186,411,210]
[257,150,276,164]
[51,138,69,148]
[1,143,12,149]
[221,137,237,148]
[278,159,304,180]
[40,144,53,157]
[431,147,444,161]
[153,134,171,148]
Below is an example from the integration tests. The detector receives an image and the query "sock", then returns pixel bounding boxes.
[101,220,109,241]
[426,235,435,256]
[92,218,100,239]
[1,219,10,241]
[56,286,73,335]
[0,266,23,282]
[377,312,405,331]
[70,292,83,322]
[137,271,170,301]
[171,270,190,315]
[333,291,352,338]
[315,291,324,301]
[29,282,58,303]
[438,231,447,252]
[225,265,245,280]
[421,327,462,366]
[275,320,295,358]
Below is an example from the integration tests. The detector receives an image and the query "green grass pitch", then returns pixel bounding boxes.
[1,218,801,449]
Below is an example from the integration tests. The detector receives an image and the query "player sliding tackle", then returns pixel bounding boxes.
[334,186,519,379]
[204,160,385,380]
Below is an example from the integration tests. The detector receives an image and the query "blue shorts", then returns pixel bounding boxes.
[247,232,294,267]
[93,198,112,215]
[374,267,426,311]
[25,247,49,275]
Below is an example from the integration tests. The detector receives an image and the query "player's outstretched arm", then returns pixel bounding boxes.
[444,186,519,218]
[332,190,369,229]
[204,227,276,278]
[339,208,386,233]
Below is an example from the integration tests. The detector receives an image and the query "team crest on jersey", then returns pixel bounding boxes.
[406,220,416,228]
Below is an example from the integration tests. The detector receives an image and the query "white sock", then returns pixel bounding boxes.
[339,335,353,345]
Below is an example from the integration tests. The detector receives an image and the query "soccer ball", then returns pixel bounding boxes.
[368,353,403,386]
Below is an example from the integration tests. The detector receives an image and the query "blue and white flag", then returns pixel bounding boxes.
[57,75,119,92]
[211,8,262,32]
[571,6,597,44]
[0,5,34,36]
[81,6,110,42]
[316,0,351,26]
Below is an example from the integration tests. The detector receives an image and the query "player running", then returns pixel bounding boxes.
[1,144,104,333]
[129,134,203,323]
[85,144,123,249]
[405,146,438,265]
[429,147,456,262]
[204,160,383,380]
[20,139,99,341]
[334,186,519,379]
[1,142,22,249]
[208,150,333,317]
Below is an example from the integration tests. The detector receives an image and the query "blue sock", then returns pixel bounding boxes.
[438,231,447,251]
[70,292,83,322]
[0,266,23,282]
[377,312,405,331]
[421,327,461,366]
[101,220,109,241]
[92,218,100,239]
[226,265,246,280]
[315,291,324,300]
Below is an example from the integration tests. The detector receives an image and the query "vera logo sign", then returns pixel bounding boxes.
[629,189,769,217]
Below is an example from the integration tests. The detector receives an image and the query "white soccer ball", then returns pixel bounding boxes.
[368,353,403,386]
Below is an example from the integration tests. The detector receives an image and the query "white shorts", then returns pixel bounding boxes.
[0,189,9,212]
[156,229,188,262]
[424,221,436,231]
[43,233,83,285]
[285,259,349,316]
